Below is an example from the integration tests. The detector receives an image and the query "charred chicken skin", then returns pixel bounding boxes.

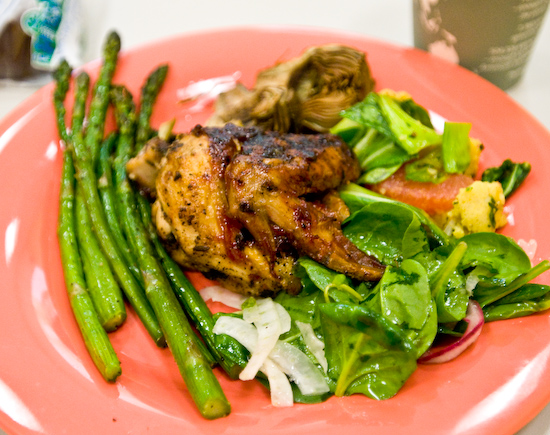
[128,123,385,297]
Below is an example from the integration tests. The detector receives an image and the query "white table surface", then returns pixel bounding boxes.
[0,1,548,434]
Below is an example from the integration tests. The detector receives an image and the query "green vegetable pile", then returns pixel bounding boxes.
[55,33,550,416]
[330,90,532,191]
[329,90,465,184]
[271,183,550,399]
[54,32,243,420]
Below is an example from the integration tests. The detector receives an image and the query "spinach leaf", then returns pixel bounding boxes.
[296,256,341,292]
[338,92,394,139]
[492,283,550,305]
[276,257,376,328]
[430,242,469,322]
[459,233,550,307]
[472,260,550,307]
[380,259,431,330]
[401,240,469,323]
[483,291,550,322]
[342,190,470,324]
[481,159,531,198]
[289,382,334,404]
[319,303,415,353]
[296,257,372,302]
[319,303,417,399]
[401,214,431,259]
[482,283,550,322]
[378,259,438,356]
[275,263,325,327]
[343,202,418,265]
[460,232,532,281]
[399,97,434,129]
[339,183,450,247]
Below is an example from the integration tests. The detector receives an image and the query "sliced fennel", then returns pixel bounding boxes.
[296,321,328,373]
[240,298,291,380]
[200,285,248,309]
[213,299,329,406]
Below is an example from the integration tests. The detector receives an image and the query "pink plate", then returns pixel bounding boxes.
[1,26,550,435]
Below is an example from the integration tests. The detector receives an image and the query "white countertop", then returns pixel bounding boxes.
[0,1,549,434]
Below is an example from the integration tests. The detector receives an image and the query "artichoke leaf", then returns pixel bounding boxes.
[207,44,375,134]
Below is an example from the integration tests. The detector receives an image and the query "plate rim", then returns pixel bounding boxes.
[1,25,550,435]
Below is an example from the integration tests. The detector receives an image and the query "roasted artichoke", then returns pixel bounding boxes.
[206,44,375,134]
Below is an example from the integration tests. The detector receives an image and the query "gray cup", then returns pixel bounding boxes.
[413,0,550,90]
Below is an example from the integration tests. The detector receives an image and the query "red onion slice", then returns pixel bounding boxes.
[418,300,484,364]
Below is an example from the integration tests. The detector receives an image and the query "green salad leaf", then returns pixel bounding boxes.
[376,93,442,155]
[339,183,451,248]
[319,303,417,399]
[331,91,443,184]
[481,159,531,198]
[343,202,420,265]
[332,91,482,186]
[442,122,472,174]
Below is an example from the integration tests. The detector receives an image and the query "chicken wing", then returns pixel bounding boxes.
[223,126,385,282]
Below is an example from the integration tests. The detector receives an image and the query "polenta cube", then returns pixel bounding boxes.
[442,181,507,238]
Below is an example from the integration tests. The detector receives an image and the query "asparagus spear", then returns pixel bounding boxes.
[68,65,89,133]
[62,32,162,345]
[135,64,169,152]
[71,72,165,347]
[54,62,121,381]
[85,31,121,168]
[75,183,127,331]
[97,133,142,283]
[111,85,231,419]
[58,151,122,381]
[67,72,127,331]
[52,59,72,144]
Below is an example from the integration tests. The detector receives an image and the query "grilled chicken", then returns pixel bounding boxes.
[128,123,385,297]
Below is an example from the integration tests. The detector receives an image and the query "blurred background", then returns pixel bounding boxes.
[1,0,549,130]
[0,1,549,434]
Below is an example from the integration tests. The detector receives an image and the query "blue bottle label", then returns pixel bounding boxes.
[20,0,64,69]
